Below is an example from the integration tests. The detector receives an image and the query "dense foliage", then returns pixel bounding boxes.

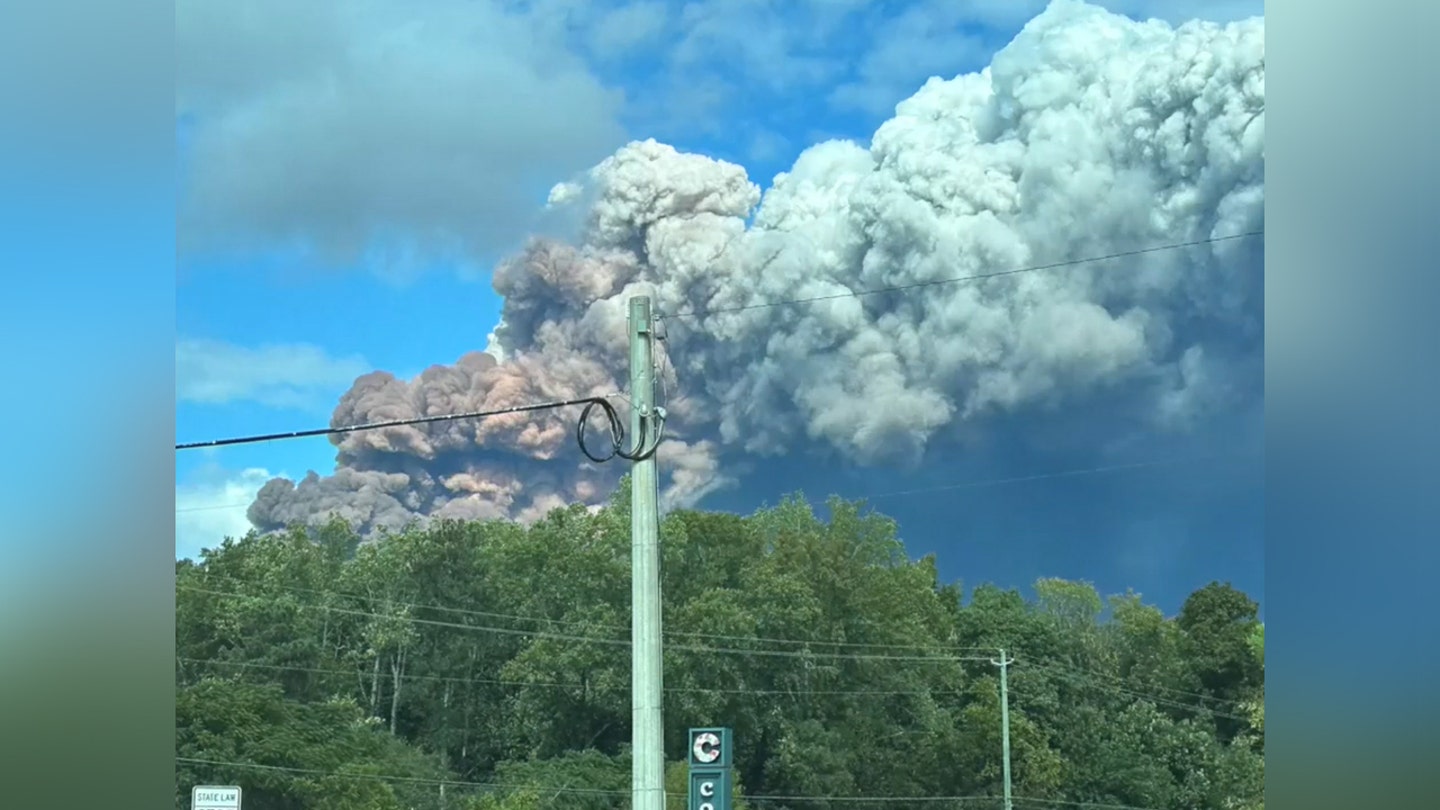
[176,487,1263,810]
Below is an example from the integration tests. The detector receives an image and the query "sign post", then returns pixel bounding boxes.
[192,785,242,810]
[687,727,733,810]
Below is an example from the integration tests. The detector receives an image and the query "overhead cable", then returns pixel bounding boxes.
[178,758,1173,809]
[176,583,989,663]
[189,571,984,654]
[174,393,660,463]
[663,230,1263,319]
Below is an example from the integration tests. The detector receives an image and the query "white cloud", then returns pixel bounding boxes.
[176,0,628,272]
[176,337,371,410]
[175,467,278,560]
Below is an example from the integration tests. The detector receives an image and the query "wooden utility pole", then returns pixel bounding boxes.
[629,295,664,810]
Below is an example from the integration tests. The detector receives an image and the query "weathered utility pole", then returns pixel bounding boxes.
[629,295,665,810]
[992,649,1015,810]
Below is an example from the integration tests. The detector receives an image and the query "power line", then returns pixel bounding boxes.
[177,395,602,450]
[175,394,658,464]
[1019,657,1246,708]
[179,662,1243,802]
[175,757,1175,810]
[178,584,992,664]
[764,786,1153,807]
[176,584,1251,715]
[1014,659,1250,721]
[175,756,647,796]
[176,502,253,513]
[662,231,1262,319]
[745,796,998,804]
[186,573,987,655]
[859,450,1260,500]
[1012,797,1168,810]
[175,447,1253,514]
[178,657,964,697]
[176,580,1256,715]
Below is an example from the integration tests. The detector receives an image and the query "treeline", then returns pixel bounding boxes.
[175,487,1264,810]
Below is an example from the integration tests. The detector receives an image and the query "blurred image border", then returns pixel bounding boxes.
[1267,0,1440,807]
[3,1,1438,806]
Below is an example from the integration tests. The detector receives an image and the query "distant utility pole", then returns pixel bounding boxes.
[629,295,665,810]
[992,649,1015,810]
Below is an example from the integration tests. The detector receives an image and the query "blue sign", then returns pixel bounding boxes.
[689,769,729,810]
[687,727,734,810]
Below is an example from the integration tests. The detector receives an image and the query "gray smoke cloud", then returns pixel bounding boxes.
[248,0,1264,536]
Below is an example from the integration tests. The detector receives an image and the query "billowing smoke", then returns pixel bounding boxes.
[248,0,1265,536]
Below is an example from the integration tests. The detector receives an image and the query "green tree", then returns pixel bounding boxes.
[176,677,451,810]
[175,493,1263,810]
[1177,582,1264,741]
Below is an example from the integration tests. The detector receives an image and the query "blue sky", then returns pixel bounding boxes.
[175,0,1265,616]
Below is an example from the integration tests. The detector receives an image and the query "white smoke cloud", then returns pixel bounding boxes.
[245,0,1264,535]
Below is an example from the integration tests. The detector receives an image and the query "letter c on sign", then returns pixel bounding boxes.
[693,731,722,764]
[700,781,715,798]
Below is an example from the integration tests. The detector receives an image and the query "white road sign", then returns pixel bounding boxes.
[192,785,242,810]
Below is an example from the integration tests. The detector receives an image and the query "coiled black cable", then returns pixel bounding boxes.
[576,396,663,463]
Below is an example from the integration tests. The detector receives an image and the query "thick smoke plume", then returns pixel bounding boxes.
[249,0,1265,536]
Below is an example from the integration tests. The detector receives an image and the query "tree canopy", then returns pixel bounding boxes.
[176,487,1263,810]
